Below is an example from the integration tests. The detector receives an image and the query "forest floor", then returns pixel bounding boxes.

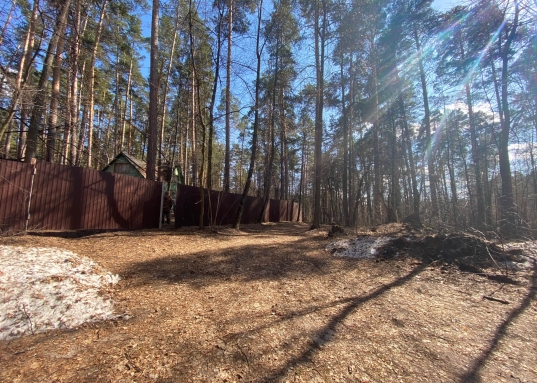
[0,221,536,383]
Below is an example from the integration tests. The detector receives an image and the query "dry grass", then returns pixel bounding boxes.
[0,222,536,383]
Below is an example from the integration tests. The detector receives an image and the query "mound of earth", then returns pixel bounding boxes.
[328,231,533,275]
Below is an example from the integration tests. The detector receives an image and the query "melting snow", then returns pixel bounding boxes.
[326,237,394,258]
[0,246,120,340]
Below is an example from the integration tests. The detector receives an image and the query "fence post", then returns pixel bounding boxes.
[25,158,37,232]
[159,183,164,229]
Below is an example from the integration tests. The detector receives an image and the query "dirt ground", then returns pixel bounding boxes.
[1,222,536,383]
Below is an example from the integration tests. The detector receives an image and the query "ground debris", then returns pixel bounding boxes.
[329,230,534,276]
[0,222,535,383]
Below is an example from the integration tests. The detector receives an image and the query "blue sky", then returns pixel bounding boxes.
[432,0,462,11]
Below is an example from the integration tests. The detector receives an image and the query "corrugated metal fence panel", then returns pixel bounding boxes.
[2,158,295,232]
[175,185,296,227]
[291,202,300,222]
[24,161,161,231]
[114,172,162,230]
[30,162,78,230]
[0,160,33,233]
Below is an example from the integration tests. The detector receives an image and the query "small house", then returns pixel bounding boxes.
[102,152,147,179]
[103,152,183,194]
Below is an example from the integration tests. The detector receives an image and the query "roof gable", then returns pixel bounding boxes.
[103,152,147,178]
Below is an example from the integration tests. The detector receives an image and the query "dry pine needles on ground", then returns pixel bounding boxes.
[0,222,536,383]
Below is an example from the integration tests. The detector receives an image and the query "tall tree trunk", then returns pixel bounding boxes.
[207,8,223,190]
[260,41,281,222]
[46,15,68,162]
[75,61,86,166]
[224,0,234,193]
[159,13,179,164]
[68,1,84,165]
[498,0,519,236]
[281,119,289,200]
[0,0,39,141]
[340,54,349,226]
[397,76,420,224]
[413,23,438,218]
[183,96,190,185]
[25,0,71,162]
[190,75,197,186]
[84,0,108,167]
[311,0,326,229]
[456,119,473,227]
[147,0,160,180]
[3,121,12,158]
[372,60,382,224]
[465,82,486,228]
[0,0,16,46]
[298,129,307,222]
[188,0,207,228]
[121,56,133,151]
[233,0,263,229]
[395,59,421,226]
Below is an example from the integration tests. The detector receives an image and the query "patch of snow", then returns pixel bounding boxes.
[0,246,120,340]
[326,237,394,258]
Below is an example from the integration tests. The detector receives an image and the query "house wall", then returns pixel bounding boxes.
[103,155,144,178]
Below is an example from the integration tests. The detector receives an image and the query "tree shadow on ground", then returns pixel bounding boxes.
[121,233,363,288]
[459,259,536,383]
[27,229,126,238]
[262,262,428,381]
[120,230,430,381]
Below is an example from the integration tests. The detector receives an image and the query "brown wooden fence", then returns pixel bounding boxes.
[0,159,162,233]
[174,184,300,227]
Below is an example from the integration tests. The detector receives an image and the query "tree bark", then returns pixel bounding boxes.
[46,13,68,162]
[233,0,263,229]
[84,0,109,167]
[311,0,326,229]
[413,23,438,218]
[159,11,179,164]
[207,5,224,190]
[497,0,519,236]
[0,0,16,47]
[147,0,160,180]
[224,0,234,193]
[0,0,39,142]
[25,0,71,162]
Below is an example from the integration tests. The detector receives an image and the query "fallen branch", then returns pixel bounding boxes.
[19,303,34,335]
[483,296,510,305]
